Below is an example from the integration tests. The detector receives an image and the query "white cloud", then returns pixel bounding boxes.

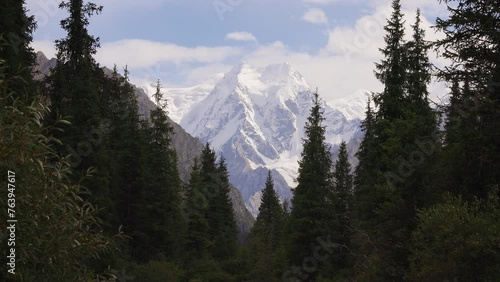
[225,31,257,42]
[93,39,242,69]
[240,3,448,102]
[29,1,450,103]
[302,8,328,25]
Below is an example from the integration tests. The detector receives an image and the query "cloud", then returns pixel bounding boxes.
[225,31,257,42]
[29,1,450,103]
[93,39,243,69]
[302,8,328,25]
[240,3,448,102]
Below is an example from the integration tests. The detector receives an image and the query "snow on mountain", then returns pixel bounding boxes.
[170,61,365,217]
[141,73,224,123]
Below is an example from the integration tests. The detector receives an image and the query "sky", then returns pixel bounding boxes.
[26,0,451,102]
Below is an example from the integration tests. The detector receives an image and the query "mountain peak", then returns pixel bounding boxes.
[171,60,363,217]
[227,60,252,75]
[36,51,48,62]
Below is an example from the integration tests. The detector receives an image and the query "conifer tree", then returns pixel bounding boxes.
[185,143,221,261]
[434,0,500,199]
[332,141,353,247]
[136,79,184,261]
[318,141,354,280]
[405,9,432,109]
[353,98,380,220]
[103,66,146,239]
[288,90,334,280]
[353,3,437,279]
[185,158,210,257]
[373,0,406,121]
[207,156,237,260]
[0,0,36,98]
[44,0,114,227]
[252,170,285,248]
[246,170,287,281]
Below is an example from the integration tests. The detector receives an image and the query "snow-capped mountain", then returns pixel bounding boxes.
[164,61,367,217]
[142,73,224,123]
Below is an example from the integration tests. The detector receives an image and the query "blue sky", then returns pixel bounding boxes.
[26,0,450,101]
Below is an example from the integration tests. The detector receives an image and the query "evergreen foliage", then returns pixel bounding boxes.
[0,45,114,282]
[244,170,287,281]
[2,0,499,280]
[288,90,335,280]
[435,0,500,200]
[352,1,438,279]
[135,80,185,261]
[329,141,354,274]
[0,0,37,99]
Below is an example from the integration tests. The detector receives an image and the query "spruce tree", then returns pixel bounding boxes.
[353,98,381,221]
[318,141,354,280]
[207,156,237,260]
[435,0,500,200]
[405,9,432,110]
[373,0,406,121]
[252,170,285,248]
[103,66,146,239]
[0,0,36,98]
[246,170,287,281]
[44,0,114,228]
[185,158,210,257]
[185,143,220,261]
[332,141,353,248]
[353,3,437,279]
[136,79,184,261]
[288,90,334,280]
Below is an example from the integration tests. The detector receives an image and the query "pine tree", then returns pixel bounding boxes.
[353,98,381,221]
[103,66,146,239]
[252,170,285,248]
[288,90,334,280]
[434,0,500,200]
[135,79,184,261]
[353,3,437,279]
[185,158,210,257]
[373,0,406,121]
[207,156,237,260]
[405,9,432,110]
[185,143,220,261]
[0,0,37,98]
[44,0,114,227]
[245,171,287,281]
[48,0,103,125]
[332,141,353,246]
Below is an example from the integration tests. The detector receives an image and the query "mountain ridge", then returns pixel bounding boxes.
[167,61,365,216]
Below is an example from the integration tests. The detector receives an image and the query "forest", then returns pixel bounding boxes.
[0,0,499,281]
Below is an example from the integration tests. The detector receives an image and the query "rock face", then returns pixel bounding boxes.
[35,52,255,232]
[171,61,366,216]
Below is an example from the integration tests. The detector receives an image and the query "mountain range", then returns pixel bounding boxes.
[152,61,368,216]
